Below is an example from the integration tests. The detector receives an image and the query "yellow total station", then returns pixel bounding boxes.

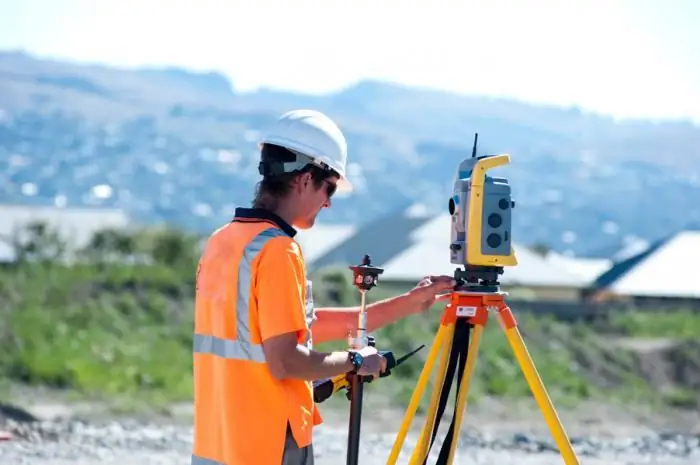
[448,134,518,269]
[386,134,580,464]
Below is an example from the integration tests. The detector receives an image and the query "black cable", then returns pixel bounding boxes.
[435,323,470,464]
[421,317,472,465]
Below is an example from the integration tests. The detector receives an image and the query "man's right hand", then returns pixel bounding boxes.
[354,346,387,378]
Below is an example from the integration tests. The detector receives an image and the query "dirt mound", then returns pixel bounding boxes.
[583,336,700,407]
[523,318,700,408]
[629,339,700,400]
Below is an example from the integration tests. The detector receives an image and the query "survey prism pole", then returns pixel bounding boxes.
[346,254,383,465]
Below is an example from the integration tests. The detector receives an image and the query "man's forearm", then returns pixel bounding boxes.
[279,345,355,380]
[362,293,416,331]
[312,293,416,344]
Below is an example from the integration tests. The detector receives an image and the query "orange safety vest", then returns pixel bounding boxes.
[191,208,322,465]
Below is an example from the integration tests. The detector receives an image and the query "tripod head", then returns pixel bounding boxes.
[452,264,504,293]
[448,133,518,273]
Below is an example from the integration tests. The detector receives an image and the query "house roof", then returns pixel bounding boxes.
[302,208,587,288]
[294,223,357,265]
[544,251,612,283]
[0,203,131,262]
[378,214,586,287]
[593,229,700,298]
[299,205,435,271]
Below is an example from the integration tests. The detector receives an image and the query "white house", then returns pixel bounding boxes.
[0,203,131,263]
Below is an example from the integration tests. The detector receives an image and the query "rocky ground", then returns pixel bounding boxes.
[1,393,699,465]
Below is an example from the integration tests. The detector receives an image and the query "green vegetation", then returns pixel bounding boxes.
[604,309,700,339]
[1,222,699,413]
[0,222,199,410]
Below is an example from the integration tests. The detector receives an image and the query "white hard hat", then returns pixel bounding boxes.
[259,109,352,192]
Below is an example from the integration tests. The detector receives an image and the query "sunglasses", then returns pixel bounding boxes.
[324,180,337,198]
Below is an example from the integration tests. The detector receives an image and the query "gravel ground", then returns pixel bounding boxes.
[2,417,700,465]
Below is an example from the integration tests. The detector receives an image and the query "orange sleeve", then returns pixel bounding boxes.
[256,236,308,342]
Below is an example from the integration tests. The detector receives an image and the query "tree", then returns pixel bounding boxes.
[9,221,67,264]
[529,242,550,257]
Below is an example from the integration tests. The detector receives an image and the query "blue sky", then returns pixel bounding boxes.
[1,0,698,122]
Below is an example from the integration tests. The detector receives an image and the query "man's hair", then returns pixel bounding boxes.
[252,143,332,209]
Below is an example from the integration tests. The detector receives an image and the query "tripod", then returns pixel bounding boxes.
[386,267,581,465]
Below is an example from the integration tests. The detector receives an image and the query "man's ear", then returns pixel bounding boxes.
[290,172,309,192]
[298,172,311,188]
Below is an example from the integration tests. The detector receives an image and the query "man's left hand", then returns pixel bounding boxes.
[406,275,456,314]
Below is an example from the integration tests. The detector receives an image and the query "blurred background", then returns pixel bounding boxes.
[1,0,699,463]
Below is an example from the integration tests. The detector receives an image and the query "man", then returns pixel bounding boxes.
[191,109,455,465]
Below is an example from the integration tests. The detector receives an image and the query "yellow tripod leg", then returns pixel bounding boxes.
[408,322,455,465]
[497,306,580,465]
[386,321,449,465]
[445,322,484,464]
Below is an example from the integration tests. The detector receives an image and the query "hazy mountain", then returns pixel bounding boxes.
[1,50,699,257]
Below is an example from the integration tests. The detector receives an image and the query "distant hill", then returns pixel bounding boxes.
[1,50,699,257]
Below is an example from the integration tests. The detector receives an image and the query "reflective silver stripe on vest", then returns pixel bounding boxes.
[191,455,224,465]
[193,334,264,362]
[193,227,289,363]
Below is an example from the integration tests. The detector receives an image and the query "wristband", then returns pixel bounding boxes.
[347,350,363,372]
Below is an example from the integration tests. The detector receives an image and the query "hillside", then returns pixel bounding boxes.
[2,50,700,256]
[1,225,698,415]
[2,224,700,465]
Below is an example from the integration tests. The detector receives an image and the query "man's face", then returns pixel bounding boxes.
[294,173,338,229]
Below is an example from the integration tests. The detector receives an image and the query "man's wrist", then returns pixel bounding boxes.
[403,290,425,315]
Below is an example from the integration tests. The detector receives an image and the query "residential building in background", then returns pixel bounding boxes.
[0,203,131,263]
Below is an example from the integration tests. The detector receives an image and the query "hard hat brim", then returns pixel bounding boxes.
[335,176,353,193]
[257,140,353,192]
